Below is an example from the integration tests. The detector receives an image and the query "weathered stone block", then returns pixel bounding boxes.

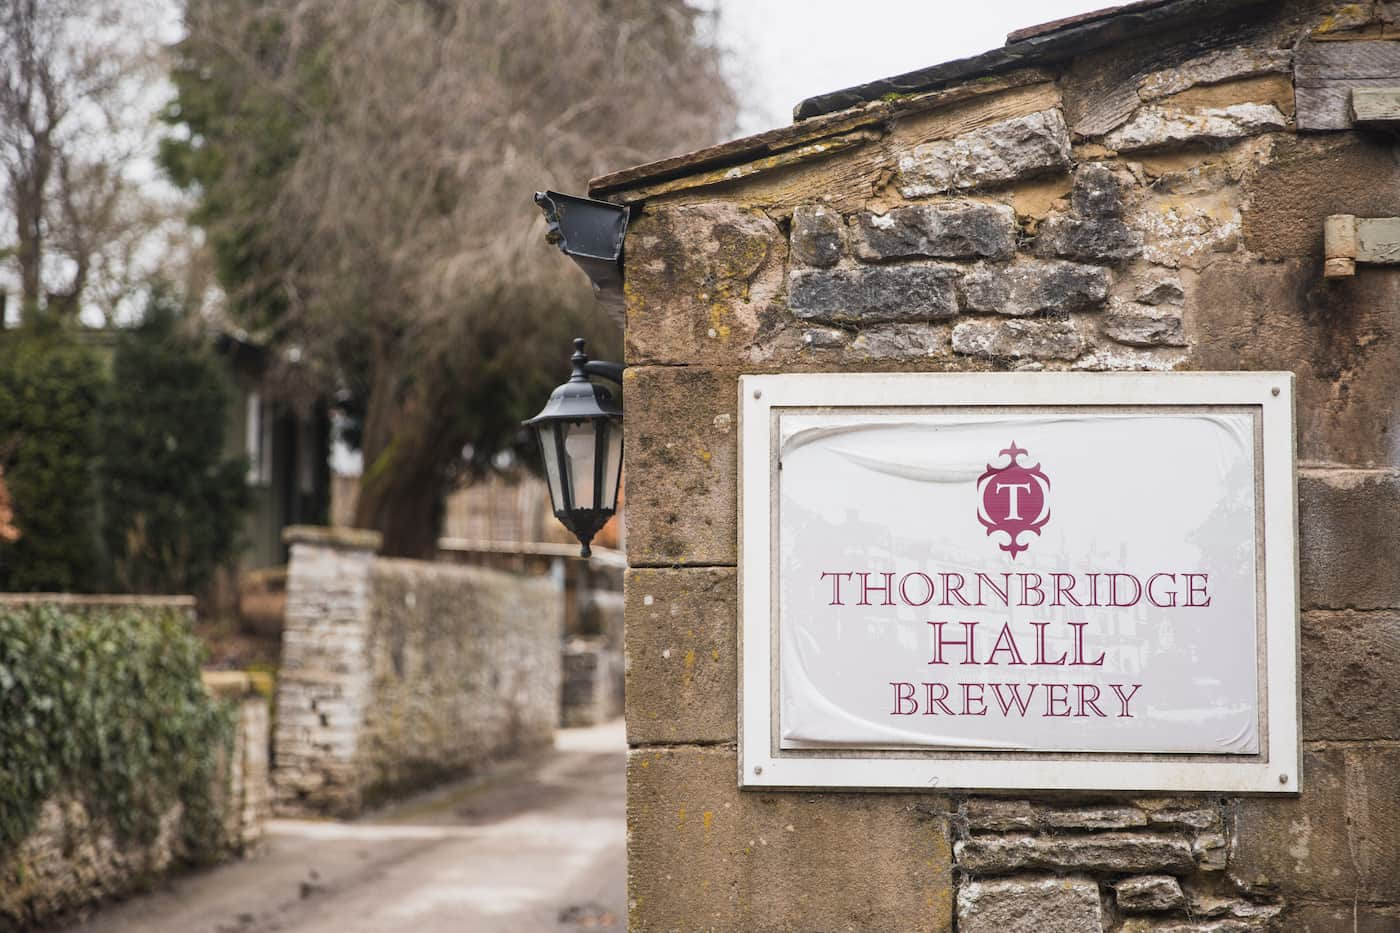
[1136,48,1293,101]
[1103,300,1188,347]
[1071,345,1187,372]
[1135,273,1185,306]
[849,323,947,359]
[1303,611,1400,741]
[1072,163,1126,217]
[789,263,960,324]
[1118,920,1263,933]
[1186,891,1283,923]
[1232,746,1400,901]
[965,799,1038,833]
[1192,259,1400,467]
[624,202,787,366]
[1101,103,1287,152]
[1131,196,1242,270]
[851,202,1016,262]
[1299,471,1400,611]
[897,109,1072,197]
[954,832,1195,875]
[1036,165,1142,264]
[1037,212,1142,264]
[622,367,736,566]
[624,568,736,745]
[1115,875,1186,913]
[790,204,844,267]
[801,326,848,350]
[951,318,1086,361]
[1139,802,1222,833]
[628,747,953,932]
[958,876,1101,933]
[1193,832,1228,871]
[1039,804,1148,831]
[961,259,1110,316]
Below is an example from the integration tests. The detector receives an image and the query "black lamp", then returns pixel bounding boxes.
[525,338,624,557]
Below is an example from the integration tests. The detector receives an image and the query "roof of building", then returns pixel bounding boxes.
[588,0,1273,199]
[792,0,1268,120]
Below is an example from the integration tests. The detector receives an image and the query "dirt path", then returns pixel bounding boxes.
[59,720,626,933]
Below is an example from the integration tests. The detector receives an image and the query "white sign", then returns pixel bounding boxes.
[739,372,1299,793]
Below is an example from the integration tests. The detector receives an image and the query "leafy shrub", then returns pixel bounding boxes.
[99,295,250,594]
[0,324,104,592]
[0,602,232,860]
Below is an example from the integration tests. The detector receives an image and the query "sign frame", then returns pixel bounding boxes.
[738,371,1300,794]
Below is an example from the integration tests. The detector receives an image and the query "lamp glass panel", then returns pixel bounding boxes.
[538,424,567,512]
[563,420,598,510]
[600,417,623,511]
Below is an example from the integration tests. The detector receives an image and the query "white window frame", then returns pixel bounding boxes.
[246,392,273,487]
[738,371,1300,794]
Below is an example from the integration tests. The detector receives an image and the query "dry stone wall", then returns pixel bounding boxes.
[604,1,1400,929]
[273,527,562,816]
[0,612,270,931]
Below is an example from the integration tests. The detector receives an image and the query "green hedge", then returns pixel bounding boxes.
[0,603,232,862]
[0,327,104,592]
[100,299,250,594]
[0,302,250,595]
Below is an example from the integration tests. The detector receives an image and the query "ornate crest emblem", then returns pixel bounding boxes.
[977,441,1051,559]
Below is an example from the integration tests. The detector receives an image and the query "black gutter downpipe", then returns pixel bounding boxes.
[533,191,630,328]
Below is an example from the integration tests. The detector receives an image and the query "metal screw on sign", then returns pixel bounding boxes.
[754,765,763,775]
[754,389,762,399]
[1279,773,1289,784]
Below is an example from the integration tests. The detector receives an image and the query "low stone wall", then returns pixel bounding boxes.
[561,637,623,727]
[0,683,269,930]
[437,538,625,727]
[273,527,563,816]
[203,672,273,853]
[0,597,270,929]
[0,797,187,930]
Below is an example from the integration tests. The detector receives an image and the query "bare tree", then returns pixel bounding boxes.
[170,0,737,555]
[0,0,180,324]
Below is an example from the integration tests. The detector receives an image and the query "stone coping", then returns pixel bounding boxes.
[282,524,383,552]
[202,670,275,700]
[0,593,196,608]
[437,537,627,568]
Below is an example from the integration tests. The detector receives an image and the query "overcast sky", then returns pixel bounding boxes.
[711,0,1112,136]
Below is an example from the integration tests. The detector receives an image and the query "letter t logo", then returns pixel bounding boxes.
[997,482,1032,520]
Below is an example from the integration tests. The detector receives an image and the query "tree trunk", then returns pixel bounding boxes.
[351,340,451,558]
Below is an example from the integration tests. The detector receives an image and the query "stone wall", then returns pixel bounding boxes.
[0,597,270,930]
[606,1,1400,929]
[0,689,269,931]
[561,637,623,727]
[563,555,625,727]
[203,671,273,853]
[273,526,562,816]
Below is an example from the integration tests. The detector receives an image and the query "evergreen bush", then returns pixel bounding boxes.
[0,323,104,592]
[99,296,250,594]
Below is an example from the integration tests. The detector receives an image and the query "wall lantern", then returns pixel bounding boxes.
[524,338,625,557]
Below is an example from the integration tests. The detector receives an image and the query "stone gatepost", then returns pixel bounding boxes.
[603,2,1400,929]
[273,525,381,817]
